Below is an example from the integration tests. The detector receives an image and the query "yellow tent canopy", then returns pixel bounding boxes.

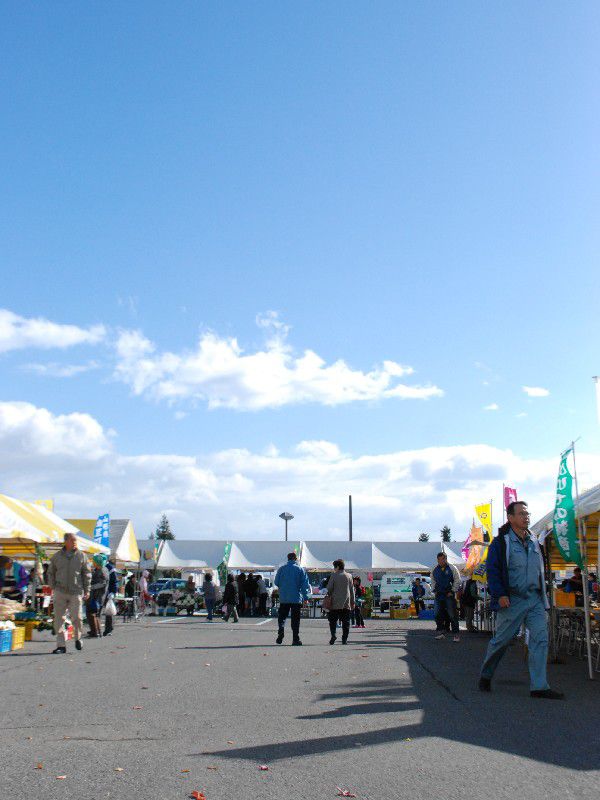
[68,518,140,565]
[531,483,600,572]
[0,493,110,559]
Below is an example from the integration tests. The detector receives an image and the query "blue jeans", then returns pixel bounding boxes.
[480,592,549,691]
[434,594,459,633]
[205,599,215,620]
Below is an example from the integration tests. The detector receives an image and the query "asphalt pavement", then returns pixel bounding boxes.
[1,614,598,800]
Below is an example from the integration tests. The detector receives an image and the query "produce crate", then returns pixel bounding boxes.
[555,590,576,607]
[0,629,13,653]
[15,620,38,641]
[390,608,411,620]
[14,611,37,620]
[11,626,25,650]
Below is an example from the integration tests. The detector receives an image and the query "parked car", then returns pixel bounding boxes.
[155,579,189,607]
[148,578,170,597]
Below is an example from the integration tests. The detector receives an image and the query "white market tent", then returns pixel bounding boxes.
[300,541,373,571]
[372,541,464,571]
[133,539,464,574]
[227,541,300,572]
[157,540,229,570]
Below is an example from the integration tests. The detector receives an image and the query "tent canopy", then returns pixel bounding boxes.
[300,541,373,571]
[157,539,229,570]
[68,518,141,565]
[0,494,110,558]
[372,541,463,571]
[531,482,600,570]
[227,541,300,572]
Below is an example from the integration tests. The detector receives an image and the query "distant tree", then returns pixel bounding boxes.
[440,525,452,543]
[418,532,430,542]
[155,513,174,540]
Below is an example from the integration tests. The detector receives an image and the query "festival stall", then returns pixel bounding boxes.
[531,482,600,676]
[0,494,110,650]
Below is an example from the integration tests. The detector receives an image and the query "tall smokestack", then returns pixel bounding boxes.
[349,495,353,541]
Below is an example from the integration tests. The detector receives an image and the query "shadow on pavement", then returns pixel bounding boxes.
[194,626,600,770]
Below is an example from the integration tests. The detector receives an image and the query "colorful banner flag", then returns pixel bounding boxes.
[552,448,582,567]
[475,503,493,542]
[93,514,110,549]
[464,524,488,581]
[217,542,232,585]
[503,486,518,510]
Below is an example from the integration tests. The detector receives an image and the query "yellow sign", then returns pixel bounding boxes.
[475,502,493,541]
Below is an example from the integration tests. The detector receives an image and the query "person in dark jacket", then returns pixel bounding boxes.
[87,555,109,638]
[103,557,119,636]
[244,572,257,616]
[222,574,239,623]
[351,575,366,628]
[411,578,426,615]
[461,577,478,632]
[236,572,246,616]
[479,501,563,699]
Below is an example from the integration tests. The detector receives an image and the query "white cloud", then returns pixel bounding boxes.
[523,386,550,398]
[113,315,443,411]
[0,309,105,354]
[483,403,499,411]
[22,361,100,378]
[2,400,599,541]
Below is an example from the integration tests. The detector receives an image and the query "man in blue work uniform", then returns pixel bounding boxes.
[431,552,461,642]
[274,552,310,646]
[479,500,564,699]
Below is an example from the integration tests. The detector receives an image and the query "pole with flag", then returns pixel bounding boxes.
[571,442,594,680]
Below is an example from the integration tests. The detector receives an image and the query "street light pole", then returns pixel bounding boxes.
[279,512,294,542]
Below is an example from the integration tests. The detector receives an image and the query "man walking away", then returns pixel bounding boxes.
[222,574,239,623]
[326,560,355,645]
[412,577,426,615]
[431,552,461,642]
[274,552,310,645]
[244,572,257,616]
[461,576,479,632]
[48,533,90,654]
[104,557,118,636]
[202,573,217,621]
[479,501,564,699]
[256,574,268,616]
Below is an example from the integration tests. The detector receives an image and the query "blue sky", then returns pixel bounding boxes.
[1,4,599,539]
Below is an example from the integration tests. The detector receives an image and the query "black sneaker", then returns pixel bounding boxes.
[479,677,491,692]
[530,689,565,700]
[292,639,302,646]
[341,639,348,645]
[52,647,66,655]
[329,636,337,645]
[276,631,284,645]
[75,640,82,651]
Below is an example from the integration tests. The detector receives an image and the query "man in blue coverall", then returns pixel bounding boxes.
[479,500,564,699]
[274,552,310,646]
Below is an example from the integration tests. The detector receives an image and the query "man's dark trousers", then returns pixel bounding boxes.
[435,594,459,633]
[328,609,351,642]
[278,603,301,640]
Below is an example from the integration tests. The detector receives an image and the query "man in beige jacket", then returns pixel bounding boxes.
[48,533,91,654]
[326,559,355,645]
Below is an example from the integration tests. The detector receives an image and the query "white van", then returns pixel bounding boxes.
[379,573,433,611]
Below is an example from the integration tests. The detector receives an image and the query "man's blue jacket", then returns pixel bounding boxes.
[274,559,310,604]
[486,522,549,611]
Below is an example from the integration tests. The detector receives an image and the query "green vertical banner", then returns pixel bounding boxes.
[552,448,582,567]
[217,542,232,585]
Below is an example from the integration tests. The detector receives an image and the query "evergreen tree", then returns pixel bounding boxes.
[440,525,452,542]
[418,532,430,542]
[155,513,174,540]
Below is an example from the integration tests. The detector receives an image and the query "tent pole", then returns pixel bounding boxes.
[571,442,594,680]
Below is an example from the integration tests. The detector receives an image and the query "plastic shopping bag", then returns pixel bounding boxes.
[105,597,117,616]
